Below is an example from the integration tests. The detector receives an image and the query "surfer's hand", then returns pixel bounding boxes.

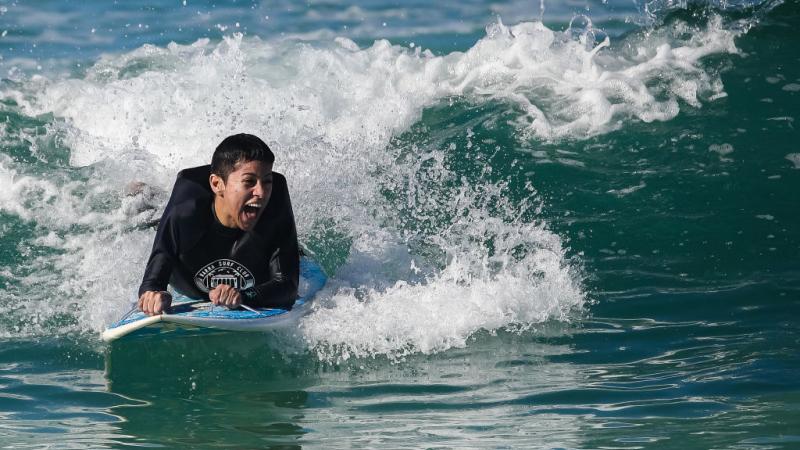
[138,291,172,316]
[209,284,242,309]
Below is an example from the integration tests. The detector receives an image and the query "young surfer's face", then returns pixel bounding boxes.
[210,160,273,231]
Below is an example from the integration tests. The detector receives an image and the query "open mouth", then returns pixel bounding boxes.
[242,203,262,223]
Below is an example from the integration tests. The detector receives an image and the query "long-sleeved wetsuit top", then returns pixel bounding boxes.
[138,165,299,309]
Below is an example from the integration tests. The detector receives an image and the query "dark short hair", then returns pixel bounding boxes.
[210,133,275,181]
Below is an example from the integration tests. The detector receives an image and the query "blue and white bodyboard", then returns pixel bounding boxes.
[102,257,326,342]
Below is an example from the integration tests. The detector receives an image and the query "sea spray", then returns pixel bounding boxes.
[0,9,749,355]
[300,180,584,362]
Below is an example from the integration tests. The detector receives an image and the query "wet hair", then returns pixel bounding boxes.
[210,133,275,181]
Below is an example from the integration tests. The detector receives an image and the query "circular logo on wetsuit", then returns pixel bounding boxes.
[194,259,255,293]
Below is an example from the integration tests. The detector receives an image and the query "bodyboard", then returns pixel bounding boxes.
[102,257,326,342]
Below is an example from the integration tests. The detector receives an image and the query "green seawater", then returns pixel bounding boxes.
[1,0,799,448]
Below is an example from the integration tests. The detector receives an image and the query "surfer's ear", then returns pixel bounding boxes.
[210,173,226,196]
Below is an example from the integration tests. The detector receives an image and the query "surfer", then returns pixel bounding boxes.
[137,134,299,316]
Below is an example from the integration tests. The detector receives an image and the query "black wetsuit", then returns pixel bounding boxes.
[138,165,299,309]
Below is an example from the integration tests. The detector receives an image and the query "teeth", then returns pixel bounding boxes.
[244,203,261,214]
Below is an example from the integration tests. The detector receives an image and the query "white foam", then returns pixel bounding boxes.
[16,14,741,162]
[786,153,800,169]
[782,83,800,92]
[0,155,161,337]
[1,12,745,353]
[0,156,114,229]
[301,205,583,362]
[607,181,647,197]
[709,143,734,155]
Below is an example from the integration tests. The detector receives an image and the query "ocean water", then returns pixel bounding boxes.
[1,0,799,447]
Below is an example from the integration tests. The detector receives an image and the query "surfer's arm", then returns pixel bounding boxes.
[138,249,173,296]
[243,228,300,309]
[137,231,175,315]
[137,167,211,297]
[243,245,299,309]
[138,208,179,297]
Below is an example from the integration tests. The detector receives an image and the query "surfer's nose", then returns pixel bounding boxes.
[253,181,265,198]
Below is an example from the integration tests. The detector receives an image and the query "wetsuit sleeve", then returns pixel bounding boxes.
[138,213,177,296]
[243,235,300,309]
[137,166,211,297]
[242,174,300,309]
